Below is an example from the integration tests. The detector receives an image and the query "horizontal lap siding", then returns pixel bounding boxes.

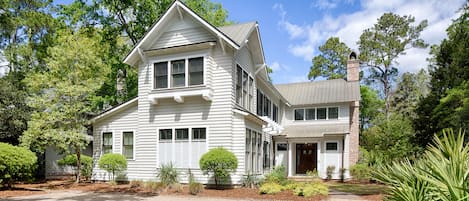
[152,27,215,50]
[92,102,139,181]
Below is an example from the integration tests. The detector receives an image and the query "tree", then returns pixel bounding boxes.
[98,153,127,181]
[390,69,429,118]
[0,142,37,188]
[20,30,110,183]
[57,154,93,181]
[358,13,428,116]
[414,4,468,146]
[309,37,351,80]
[199,147,238,188]
[359,85,384,132]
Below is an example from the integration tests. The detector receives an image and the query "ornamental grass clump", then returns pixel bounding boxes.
[157,162,179,186]
[373,129,469,201]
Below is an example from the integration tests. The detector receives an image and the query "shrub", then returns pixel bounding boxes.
[98,153,127,181]
[242,173,258,188]
[144,181,165,193]
[0,143,37,188]
[259,182,283,194]
[169,183,183,193]
[374,129,469,201]
[130,180,144,188]
[199,147,238,187]
[189,182,204,195]
[157,163,178,186]
[293,182,328,198]
[57,154,93,181]
[284,181,301,190]
[263,165,287,185]
[350,163,370,182]
[326,166,335,180]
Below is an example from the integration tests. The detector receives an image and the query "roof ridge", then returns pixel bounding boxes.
[217,21,257,28]
[275,79,345,86]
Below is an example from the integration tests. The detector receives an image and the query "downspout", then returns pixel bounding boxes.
[341,136,345,176]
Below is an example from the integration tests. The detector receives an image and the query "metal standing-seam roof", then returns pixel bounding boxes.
[275,79,360,105]
[217,22,257,45]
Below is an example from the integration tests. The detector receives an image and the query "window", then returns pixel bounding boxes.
[242,71,248,107]
[159,129,172,140]
[294,109,304,120]
[305,108,315,120]
[263,141,270,169]
[236,66,242,104]
[154,57,204,89]
[248,77,253,110]
[317,108,327,120]
[328,107,339,119]
[236,65,254,109]
[257,90,263,115]
[171,60,185,87]
[102,132,113,154]
[277,143,287,151]
[272,104,278,122]
[326,142,338,151]
[175,128,189,140]
[192,128,206,140]
[189,57,203,86]
[245,129,251,173]
[154,62,168,89]
[122,131,134,159]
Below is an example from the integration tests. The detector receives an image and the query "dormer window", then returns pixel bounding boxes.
[153,56,204,89]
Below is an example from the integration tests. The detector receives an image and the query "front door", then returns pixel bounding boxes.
[296,143,317,174]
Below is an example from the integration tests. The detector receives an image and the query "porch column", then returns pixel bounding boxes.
[288,142,293,177]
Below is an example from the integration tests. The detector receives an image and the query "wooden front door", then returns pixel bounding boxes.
[296,143,317,174]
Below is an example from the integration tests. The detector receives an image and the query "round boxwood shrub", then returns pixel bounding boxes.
[98,153,127,181]
[0,143,37,187]
[58,154,93,180]
[199,147,238,187]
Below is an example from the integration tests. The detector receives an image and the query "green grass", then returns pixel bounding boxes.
[327,182,388,195]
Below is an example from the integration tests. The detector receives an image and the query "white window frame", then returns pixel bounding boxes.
[121,130,136,160]
[293,107,340,121]
[324,140,340,153]
[235,63,254,110]
[245,127,263,174]
[150,51,208,90]
[101,131,114,155]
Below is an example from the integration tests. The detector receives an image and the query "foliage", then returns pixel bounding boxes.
[0,75,31,145]
[57,154,93,181]
[373,129,469,201]
[199,147,238,187]
[358,12,428,115]
[263,165,288,185]
[0,143,37,188]
[350,164,371,182]
[308,37,352,80]
[157,162,179,186]
[293,181,328,198]
[169,183,183,193]
[390,70,429,119]
[98,153,127,181]
[360,85,384,131]
[326,166,335,180]
[242,173,258,188]
[130,180,144,188]
[143,181,165,193]
[259,182,283,195]
[189,182,204,195]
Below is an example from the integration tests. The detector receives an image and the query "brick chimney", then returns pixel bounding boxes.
[347,51,360,166]
[347,51,359,82]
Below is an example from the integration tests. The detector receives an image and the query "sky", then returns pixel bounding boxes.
[215,0,466,84]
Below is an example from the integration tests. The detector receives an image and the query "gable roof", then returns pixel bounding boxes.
[218,22,257,45]
[123,0,240,66]
[275,79,360,105]
[90,97,138,123]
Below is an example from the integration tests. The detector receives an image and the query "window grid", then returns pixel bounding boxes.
[122,131,134,159]
[102,132,113,154]
[294,107,339,121]
[154,57,204,89]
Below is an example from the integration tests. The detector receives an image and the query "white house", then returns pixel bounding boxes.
[89,0,360,184]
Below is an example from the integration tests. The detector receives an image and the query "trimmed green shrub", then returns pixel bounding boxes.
[259,182,283,194]
[98,153,127,181]
[263,165,287,185]
[293,182,328,198]
[199,147,238,187]
[57,154,93,181]
[157,162,179,186]
[326,166,335,180]
[0,143,37,188]
[350,163,371,182]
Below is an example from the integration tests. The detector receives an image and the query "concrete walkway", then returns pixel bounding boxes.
[3,190,371,201]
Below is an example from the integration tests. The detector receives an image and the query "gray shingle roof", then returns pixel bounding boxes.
[275,79,360,105]
[217,22,257,45]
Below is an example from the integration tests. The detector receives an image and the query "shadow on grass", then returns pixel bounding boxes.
[327,182,388,195]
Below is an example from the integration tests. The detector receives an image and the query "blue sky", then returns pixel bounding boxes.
[49,0,466,84]
[215,0,465,84]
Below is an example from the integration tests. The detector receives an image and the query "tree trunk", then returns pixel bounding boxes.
[383,68,390,119]
[76,149,81,183]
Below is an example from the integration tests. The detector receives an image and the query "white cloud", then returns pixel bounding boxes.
[287,75,309,83]
[270,61,281,71]
[269,61,292,72]
[275,0,465,73]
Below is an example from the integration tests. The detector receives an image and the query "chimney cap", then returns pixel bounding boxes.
[349,51,358,60]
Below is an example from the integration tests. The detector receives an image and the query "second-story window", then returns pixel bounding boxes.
[154,57,204,89]
[294,107,339,121]
[236,65,253,109]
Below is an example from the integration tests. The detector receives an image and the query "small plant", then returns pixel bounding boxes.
[339,168,346,182]
[109,180,118,186]
[326,166,335,180]
[293,182,328,198]
[57,154,93,181]
[130,180,144,188]
[263,165,287,185]
[169,183,183,193]
[189,182,204,195]
[199,147,238,188]
[259,182,283,194]
[0,143,37,188]
[157,162,179,186]
[350,163,370,182]
[144,181,165,193]
[98,153,127,181]
[284,181,301,190]
[242,173,258,188]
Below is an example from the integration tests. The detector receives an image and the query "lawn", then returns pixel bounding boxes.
[327,182,388,195]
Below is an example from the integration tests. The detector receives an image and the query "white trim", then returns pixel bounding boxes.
[324,140,340,153]
[123,1,239,65]
[101,130,114,155]
[233,109,249,116]
[121,130,137,160]
[293,106,340,121]
[91,98,138,123]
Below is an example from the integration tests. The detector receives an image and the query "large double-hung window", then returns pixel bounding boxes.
[154,57,204,89]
